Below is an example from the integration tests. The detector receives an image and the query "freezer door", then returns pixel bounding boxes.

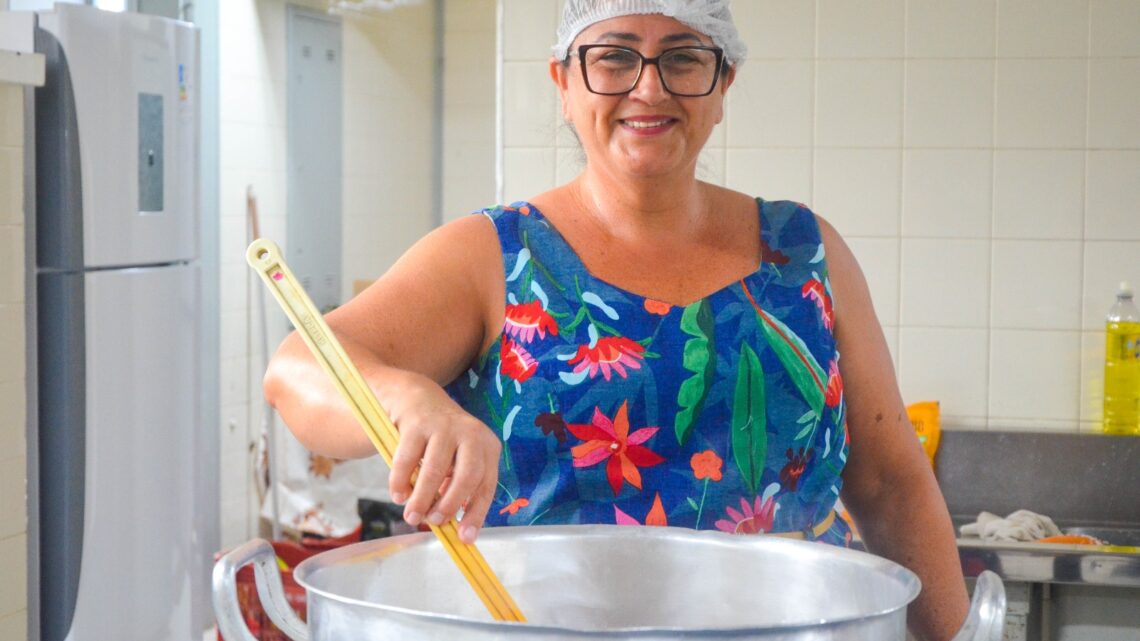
[36,5,198,269]
[64,264,201,641]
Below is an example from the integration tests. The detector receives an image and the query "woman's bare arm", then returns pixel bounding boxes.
[817,215,970,641]
[263,214,505,541]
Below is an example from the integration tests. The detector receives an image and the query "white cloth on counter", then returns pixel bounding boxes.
[958,509,1062,543]
[259,426,392,538]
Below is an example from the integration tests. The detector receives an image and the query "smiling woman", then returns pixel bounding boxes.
[263,2,971,639]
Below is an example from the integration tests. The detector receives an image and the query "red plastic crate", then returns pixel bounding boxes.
[216,527,361,641]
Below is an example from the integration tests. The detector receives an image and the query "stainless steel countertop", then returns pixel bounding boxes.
[928,429,1140,588]
[956,538,1140,587]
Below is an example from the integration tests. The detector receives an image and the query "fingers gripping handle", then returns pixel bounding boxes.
[212,539,309,641]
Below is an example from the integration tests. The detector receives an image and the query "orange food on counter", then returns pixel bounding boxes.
[1034,534,1105,545]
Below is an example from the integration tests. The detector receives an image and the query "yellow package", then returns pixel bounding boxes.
[906,401,941,467]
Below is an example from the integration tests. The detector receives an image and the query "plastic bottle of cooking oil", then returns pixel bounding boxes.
[1103,282,1140,435]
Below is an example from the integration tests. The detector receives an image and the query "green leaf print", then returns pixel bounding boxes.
[756,308,826,415]
[562,307,588,333]
[731,343,767,496]
[674,299,715,445]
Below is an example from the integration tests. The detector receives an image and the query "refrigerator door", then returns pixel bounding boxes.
[36,5,198,269]
[56,264,200,641]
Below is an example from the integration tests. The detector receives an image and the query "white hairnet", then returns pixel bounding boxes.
[553,0,747,66]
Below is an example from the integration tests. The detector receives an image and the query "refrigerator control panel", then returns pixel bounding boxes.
[138,92,164,214]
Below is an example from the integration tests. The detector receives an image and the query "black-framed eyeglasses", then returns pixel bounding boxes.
[575,44,725,97]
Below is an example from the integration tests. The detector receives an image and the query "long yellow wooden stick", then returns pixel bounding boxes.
[246,239,526,622]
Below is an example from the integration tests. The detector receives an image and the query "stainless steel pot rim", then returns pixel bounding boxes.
[294,525,923,635]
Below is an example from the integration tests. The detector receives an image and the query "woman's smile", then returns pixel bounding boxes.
[618,115,678,135]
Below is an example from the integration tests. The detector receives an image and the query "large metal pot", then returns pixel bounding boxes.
[214,525,1005,640]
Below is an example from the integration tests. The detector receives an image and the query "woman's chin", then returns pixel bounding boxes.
[610,149,692,179]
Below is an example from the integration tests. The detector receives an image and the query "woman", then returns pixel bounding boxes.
[264,1,970,638]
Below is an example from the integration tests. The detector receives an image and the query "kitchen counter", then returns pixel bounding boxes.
[935,429,1140,586]
[957,537,1140,587]
[933,429,1140,640]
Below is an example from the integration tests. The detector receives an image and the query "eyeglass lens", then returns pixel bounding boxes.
[581,45,721,97]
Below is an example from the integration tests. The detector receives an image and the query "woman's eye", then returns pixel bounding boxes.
[600,51,638,65]
[664,52,700,65]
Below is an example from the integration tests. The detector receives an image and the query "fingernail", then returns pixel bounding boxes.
[391,492,407,505]
[461,526,478,543]
[427,511,444,526]
[405,511,422,526]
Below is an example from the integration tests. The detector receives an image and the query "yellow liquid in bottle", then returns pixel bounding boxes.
[1104,320,1140,435]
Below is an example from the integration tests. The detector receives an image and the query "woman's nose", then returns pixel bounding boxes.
[628,62,669,103]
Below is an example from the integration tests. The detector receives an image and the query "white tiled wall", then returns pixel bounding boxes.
[218,0,283,548]
[0,81,27,641]
[500,0,1140,432]
[341,4,436,282]
[217,0,437,549]
[441,0,496,221]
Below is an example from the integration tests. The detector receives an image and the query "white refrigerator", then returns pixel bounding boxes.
[30,5,216,640]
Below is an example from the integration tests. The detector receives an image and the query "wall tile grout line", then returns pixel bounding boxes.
[985,0,1000,430]
[1080,0,1093,421]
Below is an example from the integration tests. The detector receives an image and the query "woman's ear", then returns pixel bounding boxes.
[714,65,737,125]
[721,64,737,94]
[550,57,572,120]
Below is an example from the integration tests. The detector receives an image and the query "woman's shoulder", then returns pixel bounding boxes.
[401,211,509,289]
[755,197,820,230]
[429,208,502,246]
[703,184,819,230]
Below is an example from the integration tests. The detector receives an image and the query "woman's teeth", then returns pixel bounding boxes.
[624,119,670,129]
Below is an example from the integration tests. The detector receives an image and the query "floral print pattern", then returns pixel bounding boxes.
[444,199,851,545]
[715,489,779,534]
[505,301,559,342]
[567,336,646,381]
[568,401,666,496]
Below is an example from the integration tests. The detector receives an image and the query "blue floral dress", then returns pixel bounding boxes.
[444,199,853,546]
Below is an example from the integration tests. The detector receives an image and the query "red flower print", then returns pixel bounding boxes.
[567,401,665,496]
[779,447,812,492]
[498,497,529,515]
[500,336,538,383]
[824,359,843,407]
[614,492,668,527]
[643,299,672,316]
[802,278,834,330]
[534,411,568,444]
[690,450,723,482]
[567,336,646,381]
[504,300,558,343]
[715,495,778,534]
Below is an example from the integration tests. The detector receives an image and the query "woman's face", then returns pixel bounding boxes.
[551,14,735,181]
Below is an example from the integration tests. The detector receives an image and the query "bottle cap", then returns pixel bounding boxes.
[1119,281,1134,299]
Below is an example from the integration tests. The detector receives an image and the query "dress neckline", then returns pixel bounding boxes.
[507,198,769,310]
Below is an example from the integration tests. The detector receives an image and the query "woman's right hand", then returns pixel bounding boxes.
[381,369,503,544]
[263,214,507,543]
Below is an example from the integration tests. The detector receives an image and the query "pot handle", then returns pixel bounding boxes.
[212,539,310,641]
[950,570,1006,641]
